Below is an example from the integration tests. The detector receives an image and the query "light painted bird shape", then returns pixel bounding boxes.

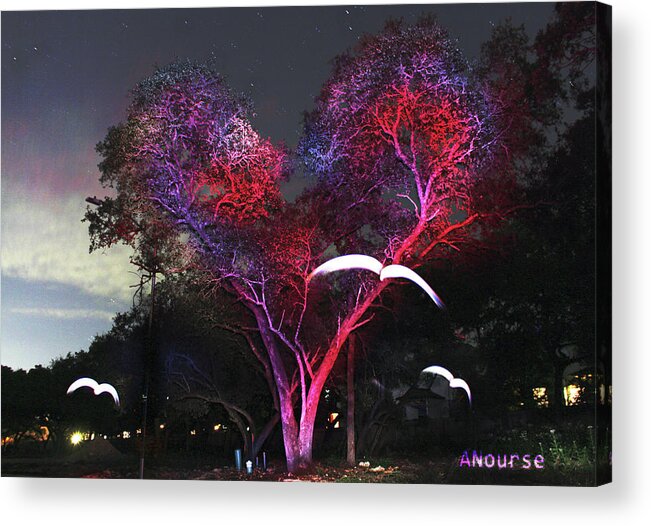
[67,377,120,407]
[308,254,444,309]
[421,365,472,406]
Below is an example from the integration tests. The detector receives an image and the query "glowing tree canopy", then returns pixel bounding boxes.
[91,19,513,472]
[92,62,288,282]
[125,62,286,225]
[301,17,499,236]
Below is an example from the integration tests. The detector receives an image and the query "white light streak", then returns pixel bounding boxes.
[421,365,472,405]
[67,377,120,406]
[309,254,444,308]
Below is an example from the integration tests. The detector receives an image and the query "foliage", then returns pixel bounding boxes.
[154,275,280,458]
[301,17,507,260]
[1,350,126,454]
[85,11,597,472]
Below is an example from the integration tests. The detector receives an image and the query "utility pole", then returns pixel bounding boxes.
[139,264,156,480]
[85,195,156,480]
[346,334,356,466]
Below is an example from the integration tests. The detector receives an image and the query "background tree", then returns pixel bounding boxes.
[1,346,127,455]
[440,4,599,422]
[152,275,280,460]
[1,366,45,451]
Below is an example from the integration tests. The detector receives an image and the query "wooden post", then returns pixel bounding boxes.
[346,335,356,466]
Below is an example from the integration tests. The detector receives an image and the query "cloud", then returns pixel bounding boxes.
[1,191,137,303]
[9,307,116,322]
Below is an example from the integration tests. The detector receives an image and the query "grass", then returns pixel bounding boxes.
[2,421,609,485]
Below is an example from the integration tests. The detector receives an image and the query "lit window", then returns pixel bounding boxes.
[532,387,549,408]
[563,384,582,406]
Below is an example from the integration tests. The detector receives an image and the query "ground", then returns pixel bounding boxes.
[1,420,606,485]
[1,454,598,485]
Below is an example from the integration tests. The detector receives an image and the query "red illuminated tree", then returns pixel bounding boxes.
[92,19,524,472]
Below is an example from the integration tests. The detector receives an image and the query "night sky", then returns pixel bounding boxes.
[1,3,556,370]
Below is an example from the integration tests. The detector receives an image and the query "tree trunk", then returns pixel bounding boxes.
[346,336,356,466]
[250,412,279,460]
[296,397,318,472]
[293,370,333,473]
[242,274,393,473]
[552,358,565,420]
[223,405,249,457]
[278,391,303,473]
